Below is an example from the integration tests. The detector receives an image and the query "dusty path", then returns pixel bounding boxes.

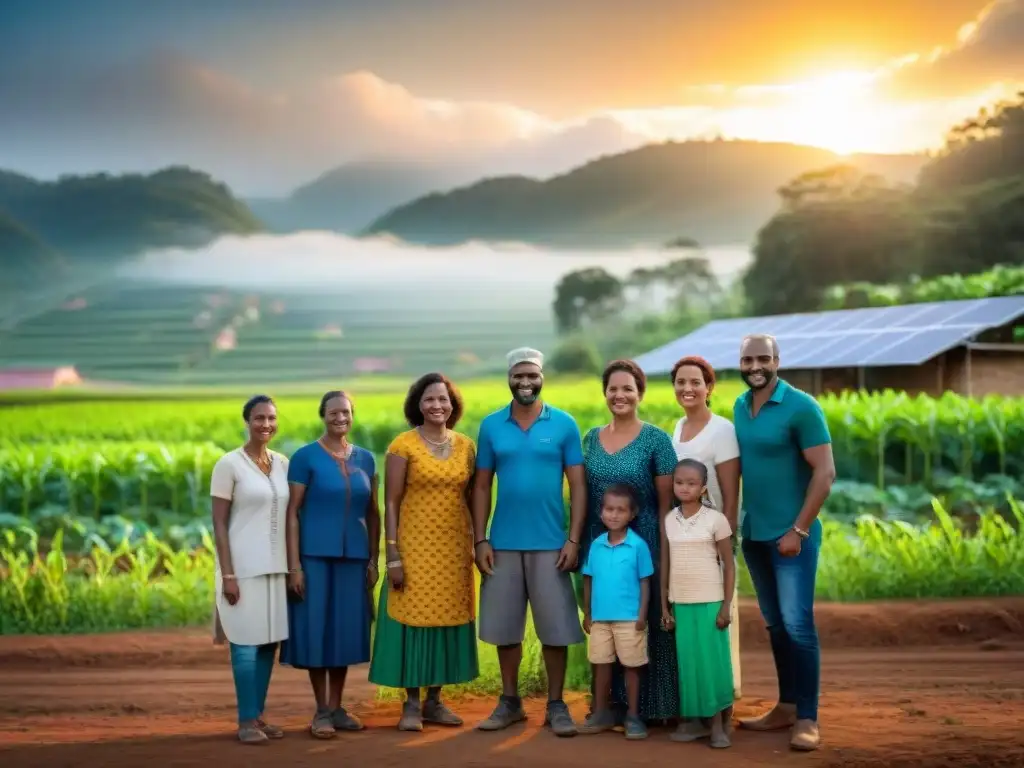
[1,598,1022,768]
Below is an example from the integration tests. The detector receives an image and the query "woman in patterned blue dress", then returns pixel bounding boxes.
[578,359,679,724]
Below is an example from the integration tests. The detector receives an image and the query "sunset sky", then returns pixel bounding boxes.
[1,0,1021,194]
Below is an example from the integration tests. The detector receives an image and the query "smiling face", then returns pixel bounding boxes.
[246,401,278,445]
[322,395,353,438]
[600,492,635,533]
[605,369,641,418]
[420,381,453,427]
[508,362,543,406]
[673,363,711,411]
[740,336,779,391]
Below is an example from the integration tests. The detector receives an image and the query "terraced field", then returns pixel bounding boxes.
[0,280,557,384]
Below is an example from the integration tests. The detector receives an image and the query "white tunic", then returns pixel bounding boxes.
[211,448,290,647]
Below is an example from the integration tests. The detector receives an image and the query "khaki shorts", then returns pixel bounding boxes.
[588,621,648,667]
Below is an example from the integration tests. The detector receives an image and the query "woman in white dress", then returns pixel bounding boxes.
[669,356,743,713]
[211,394,291,745]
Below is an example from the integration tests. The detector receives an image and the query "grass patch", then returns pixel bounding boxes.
[3,501,1022,695]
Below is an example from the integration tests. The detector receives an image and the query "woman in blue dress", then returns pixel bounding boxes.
[282,390,381,739]
[579,360,679,725]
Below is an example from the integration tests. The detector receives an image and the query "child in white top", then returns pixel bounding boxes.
[660,458,735,749]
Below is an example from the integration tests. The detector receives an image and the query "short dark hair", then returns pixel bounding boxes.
[601,359,647,397]
[403,372,464,429]
[242,394,274,422]
[602,483,639,513]
[318,389,352,418]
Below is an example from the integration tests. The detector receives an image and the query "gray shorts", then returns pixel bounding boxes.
[478,550,584,647]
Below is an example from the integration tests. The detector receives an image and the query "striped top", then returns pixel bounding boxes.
[665,505,732,604]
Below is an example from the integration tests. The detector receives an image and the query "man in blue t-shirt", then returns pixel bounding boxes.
[472,347,587,738]
[732,334,836,753]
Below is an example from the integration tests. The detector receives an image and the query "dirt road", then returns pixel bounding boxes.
[1,597,1022,768]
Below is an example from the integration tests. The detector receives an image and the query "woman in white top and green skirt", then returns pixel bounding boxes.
[661,458,736,750]
[211,395,291,745]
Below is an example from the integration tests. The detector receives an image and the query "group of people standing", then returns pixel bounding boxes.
[210,334,835,753]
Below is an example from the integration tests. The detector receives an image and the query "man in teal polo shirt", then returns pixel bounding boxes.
[733,334,836,752]
[472,347,587,737]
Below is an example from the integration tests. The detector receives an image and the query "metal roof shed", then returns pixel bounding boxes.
[633,296,1024,397]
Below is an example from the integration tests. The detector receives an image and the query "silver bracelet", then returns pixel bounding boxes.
[386,559,402,568]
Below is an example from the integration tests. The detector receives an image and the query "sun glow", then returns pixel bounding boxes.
[764,70,889,155]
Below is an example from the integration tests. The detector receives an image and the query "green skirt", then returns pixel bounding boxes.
[368,583,479,689]
[673,601,734,718]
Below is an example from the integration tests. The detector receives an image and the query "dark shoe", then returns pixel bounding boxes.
[331,706,364,731]
[544,700,577,737]
[476,696,527,731]
[624,715,648,740]
[578,709,616,735]
[423,699,463,726]
[398,701,423,732]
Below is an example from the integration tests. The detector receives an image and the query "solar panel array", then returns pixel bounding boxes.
[633,295,1024,374]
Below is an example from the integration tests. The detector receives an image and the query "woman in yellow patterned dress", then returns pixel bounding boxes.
[368,372,480,731]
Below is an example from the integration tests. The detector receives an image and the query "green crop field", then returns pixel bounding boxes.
[2,377,1023,695]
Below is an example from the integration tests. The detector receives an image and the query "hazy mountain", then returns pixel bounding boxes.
[0,166,263,294]
[0,209,65,290]
[247,159,482,233]
[361,140,929,248]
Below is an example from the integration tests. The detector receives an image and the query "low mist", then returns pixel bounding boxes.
[119,232,753,316]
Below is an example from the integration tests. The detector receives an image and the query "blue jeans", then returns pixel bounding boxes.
[230,642,277,723]
[741,531,820,721]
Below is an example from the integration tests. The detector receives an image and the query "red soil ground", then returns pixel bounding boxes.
[1,597,1022,768]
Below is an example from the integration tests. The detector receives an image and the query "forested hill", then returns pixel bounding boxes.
[361,141,926,248]
[742,90,1024,316]
[0,167,263,294]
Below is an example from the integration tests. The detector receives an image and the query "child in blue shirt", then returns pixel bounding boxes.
[579,483,655,740]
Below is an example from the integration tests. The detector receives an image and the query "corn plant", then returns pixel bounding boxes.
[2,385,1023,503]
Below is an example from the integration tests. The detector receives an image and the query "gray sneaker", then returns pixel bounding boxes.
[544,700,577,737]
[422,699,463,726]
[476,696,527,731]
[578,709,616,735]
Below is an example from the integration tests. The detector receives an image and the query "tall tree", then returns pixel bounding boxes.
[552,267,624,333]
[744,167,920,316]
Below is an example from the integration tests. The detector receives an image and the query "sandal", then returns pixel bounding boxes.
[256,718,284,739]
[310,709,336,739]
[331,706,365,731]
[238,724,269,745]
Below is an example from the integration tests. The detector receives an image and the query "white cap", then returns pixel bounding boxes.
[507,347,544,371]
